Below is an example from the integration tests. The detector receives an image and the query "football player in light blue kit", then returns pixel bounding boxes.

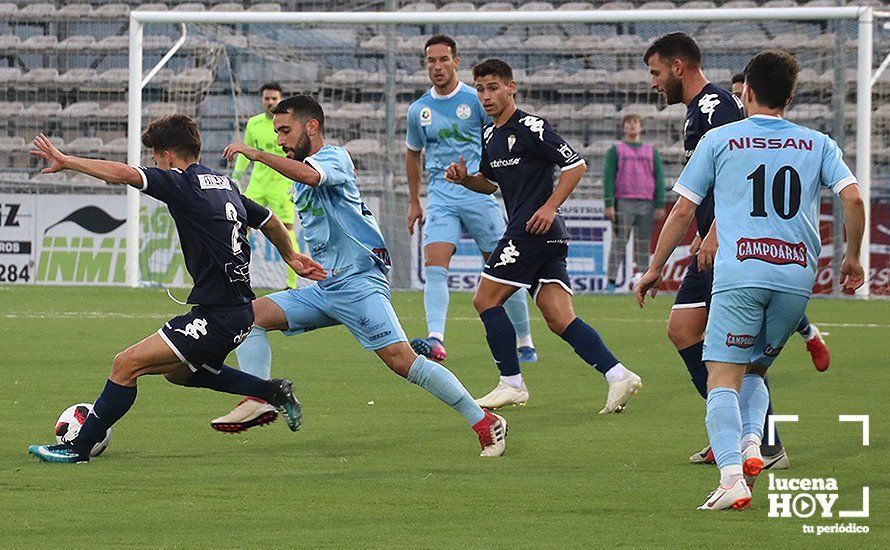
[636,51,865,510]
[218,95,509,456]
[406,35,535,364]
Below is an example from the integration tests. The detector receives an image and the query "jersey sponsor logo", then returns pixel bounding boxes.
[726,332,756,348]
[233,327,251,345]
[736,237,808,268]
[225,261,251,283]
[456,103,472,120]
[557,142,579,162]
[197,174,233,190]
[420,106,432,127]
[490,157,521,168]
[519,115,545,140]
[728,137,814,151]
[493,239,520,267]
[369,330,392,341]
[175,317,208,340]
[507,134,516,152]
[437,123,473,143]
[698,93,722,125]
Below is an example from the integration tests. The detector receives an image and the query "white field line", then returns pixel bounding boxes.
[2,311,889,329]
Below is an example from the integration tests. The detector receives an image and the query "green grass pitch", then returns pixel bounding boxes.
[1,286,887,548]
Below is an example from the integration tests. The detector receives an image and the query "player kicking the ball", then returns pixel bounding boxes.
[446,59,641,413]
[27,115,327,463]
[216,95,508,457]
[637,50,865,509]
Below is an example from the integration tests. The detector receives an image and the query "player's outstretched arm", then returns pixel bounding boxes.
[406,148,425,235]
[527,163,586,235]
[30,133,142,187]
[635,197,697,308]
[444,156,498,194]
[260,214,327,281]
[838,184,866,291]
[223,143,321,187]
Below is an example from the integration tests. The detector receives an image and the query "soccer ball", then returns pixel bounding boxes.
[54,403,112,457]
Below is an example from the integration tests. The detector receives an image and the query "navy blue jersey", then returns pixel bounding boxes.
[479,109,585,241]
[135,164,272,306]
[684,83,745,238]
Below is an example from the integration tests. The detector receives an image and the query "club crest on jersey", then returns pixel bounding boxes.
[456,104,472,120]
[420,106,432,127]
[507,134,516,152]
[736,237,807,268]
[726,333,756,348]
[494,240,520,267]
[519,115,545,140]
[197,174,232,190]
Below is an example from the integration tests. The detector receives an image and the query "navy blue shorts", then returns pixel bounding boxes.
[673,255,714,311]
[158,304,254,373]
[482,237,572,299]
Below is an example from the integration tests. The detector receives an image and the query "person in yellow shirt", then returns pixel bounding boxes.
[233,83,300,289]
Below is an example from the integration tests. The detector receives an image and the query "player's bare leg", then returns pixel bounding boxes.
[536,283,641,413]
[473,277,530,409]
[376,340,507,457]
[411,241,455,362]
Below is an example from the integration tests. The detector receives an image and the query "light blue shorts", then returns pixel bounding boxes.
[703,288,809,368]
[422,201,506,252]
[266,269,407,351]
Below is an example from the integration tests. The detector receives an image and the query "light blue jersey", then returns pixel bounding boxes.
[675,115,856,297]
[296,145,390,283]
[406,82,495,207]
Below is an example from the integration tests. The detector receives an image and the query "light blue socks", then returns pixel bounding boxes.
[407,355,485,425]
[705,387,742,468]
[503,290,532,340]
[740,374,770,443]
[423,265,449,340]
[235,326,272,380]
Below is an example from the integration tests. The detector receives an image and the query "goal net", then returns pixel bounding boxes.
[2,4,887,297]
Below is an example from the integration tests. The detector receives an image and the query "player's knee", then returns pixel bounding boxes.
[667,319,695,349]
[472,292,494,313]
[542,311,571,335]
[111,350,141,383]
[376,342,413,378]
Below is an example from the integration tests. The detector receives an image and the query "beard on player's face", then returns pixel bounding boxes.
[662,73,684,104]
[283,131,311,161]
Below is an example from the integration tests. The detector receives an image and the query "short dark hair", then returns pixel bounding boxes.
[141,114,201,159]
[260,82,282,94]
[731,72,745,85]
[643,32,702,67]
[271,94,325,133]
[622,114,642,125]
[425,35,457,57]
[472,58,513,83]
[743,50,800,109]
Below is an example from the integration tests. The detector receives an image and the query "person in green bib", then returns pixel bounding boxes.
[232,82,300,289]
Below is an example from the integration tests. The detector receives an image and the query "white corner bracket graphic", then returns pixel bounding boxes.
[838,415,870,446]
[767,414,799,447]
[839,486,870,518]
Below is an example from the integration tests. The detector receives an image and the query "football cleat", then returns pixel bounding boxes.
[475,381,529,409]
[410,337,447,362]
[697,478,752,511]
[805,325,830,372]
[473,410,508,457]
[690,445,716,464]
[28,443,89,464]
[742,443,764,490]
[598,370,643,414]
[762,447,790,471]
[268,378,302,432]
[211,397,278,433]
[517,346,538,363]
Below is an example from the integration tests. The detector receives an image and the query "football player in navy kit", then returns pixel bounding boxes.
[643,33,826,469]
[27,115,326,463]
[446,59,642,414]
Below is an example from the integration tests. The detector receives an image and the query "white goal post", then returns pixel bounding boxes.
[126,6,878,295]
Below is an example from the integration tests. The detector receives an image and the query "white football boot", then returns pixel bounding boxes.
[472,411,508,457]
[210,397,278,433]
[475,381,529,409]
[762,447,790,470]
[598,370,643,414]
[697,478,752,511]
[742,443,764,490]
[689,445,716,464]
